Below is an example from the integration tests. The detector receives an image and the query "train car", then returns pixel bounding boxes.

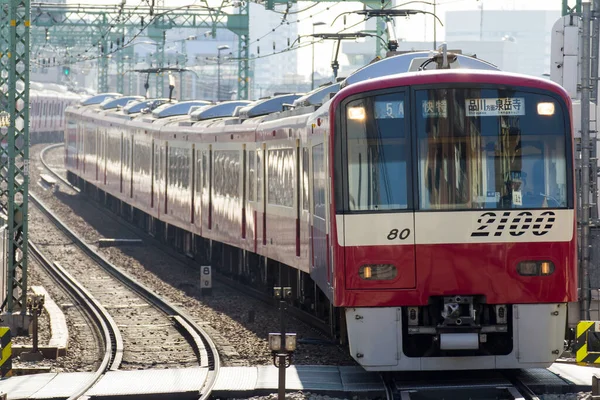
[28,82,82,143]
[65,49,576,371]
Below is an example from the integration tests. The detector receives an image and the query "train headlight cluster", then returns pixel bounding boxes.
[347,106,366,121]
[517,260,555,276]
[359,264,397,280]
[537,102,555,116]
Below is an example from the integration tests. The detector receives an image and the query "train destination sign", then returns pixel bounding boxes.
[421,100,447,118]
[466,97,525,117]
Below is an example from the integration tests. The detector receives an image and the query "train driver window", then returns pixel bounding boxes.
[416,88,569,210]
[344,93,409,212]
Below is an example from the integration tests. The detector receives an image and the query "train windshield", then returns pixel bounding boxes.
[344,93,411,211]
[415,88,569,210]
[339,87,570,212]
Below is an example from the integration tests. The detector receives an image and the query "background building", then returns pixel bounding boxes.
[445,9,559,78]
[340,9,557,80]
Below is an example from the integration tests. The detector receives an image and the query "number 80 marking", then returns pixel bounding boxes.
[387,228,411,241]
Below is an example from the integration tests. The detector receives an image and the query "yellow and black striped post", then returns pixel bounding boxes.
[576,321,600,364]
[0,328,11,377]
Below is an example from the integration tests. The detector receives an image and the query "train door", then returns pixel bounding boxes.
[95,127,99,182]
[208,145,212,229]
[340,91,416,291]
[99,127,105,185]
[295,140,301,257]
[130,135,134,198]
[119,131,123,193]
[311,141,329,286]
[259,144,266,246]
[164,142,169,215]
[191,144,196,224]
[242,145,247,239]
[151,139,156,210]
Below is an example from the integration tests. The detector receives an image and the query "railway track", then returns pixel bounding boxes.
[382,370,541,400]
[28,242,120,398]
[28,167,221,398]
[40,144,333,338]
[38,145,575,399]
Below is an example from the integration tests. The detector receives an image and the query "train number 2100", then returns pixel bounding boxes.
[470,211,556,237]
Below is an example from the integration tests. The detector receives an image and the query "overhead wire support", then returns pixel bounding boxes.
[581,1,592,321]
[0,0,30,324]
[29,2,250,98]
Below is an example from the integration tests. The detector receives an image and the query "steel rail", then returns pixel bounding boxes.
[42,144,333,337]
[28,239,121,399]
[40,143,80,193]
[29,186,220,399]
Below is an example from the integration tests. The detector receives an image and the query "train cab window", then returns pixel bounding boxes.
[415,88,570,210]
[342,93,410,212]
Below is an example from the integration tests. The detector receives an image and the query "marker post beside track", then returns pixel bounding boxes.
[269,287,297,400]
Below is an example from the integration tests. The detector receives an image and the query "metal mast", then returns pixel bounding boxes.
[0,0,30,321]
[581,1,592,320]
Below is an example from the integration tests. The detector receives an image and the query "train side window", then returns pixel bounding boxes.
[312,143,326,219]
[302,147,309,211]
[267,148,294,207]
[202,150,208,192]
[257,149,263,202]
[248,150,255,202]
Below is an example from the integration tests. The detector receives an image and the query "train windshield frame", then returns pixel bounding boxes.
[334,84,573,213]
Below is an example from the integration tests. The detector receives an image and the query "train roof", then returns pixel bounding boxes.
[101,96,144,110]
[238,94,303,119]
[341,51,499,89]
[190,100,253,121]
[293,82,341,108]
[81,93,121,106]
[122,98,169,115]
[151,100,211,118]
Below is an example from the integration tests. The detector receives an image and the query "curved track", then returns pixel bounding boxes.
[28,242,120,399]
[33,144,221,398]
[41,144,333,338]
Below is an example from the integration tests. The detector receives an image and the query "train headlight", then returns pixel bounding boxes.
[348,106,366,121]
[517,260,555,276]
[537,102,555,116]
[359,264,397,280]
[540,261,554,275]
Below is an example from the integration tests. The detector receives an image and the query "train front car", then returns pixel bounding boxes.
[330,64,576,370]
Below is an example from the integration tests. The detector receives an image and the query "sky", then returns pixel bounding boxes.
[297,0,564,76]
[65,0,567,78]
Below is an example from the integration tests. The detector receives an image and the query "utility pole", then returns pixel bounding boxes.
[0,0,31,331]
[563,0,583,15]
[581,1,592,321]
[30,3,250,99]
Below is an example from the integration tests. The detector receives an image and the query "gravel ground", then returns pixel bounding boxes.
[541,393,593,400]
[28,143,356,368]
[13,251,102,372]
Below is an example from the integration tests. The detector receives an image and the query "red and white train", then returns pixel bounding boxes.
[28,82,82,143]
[65,51,576,371]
